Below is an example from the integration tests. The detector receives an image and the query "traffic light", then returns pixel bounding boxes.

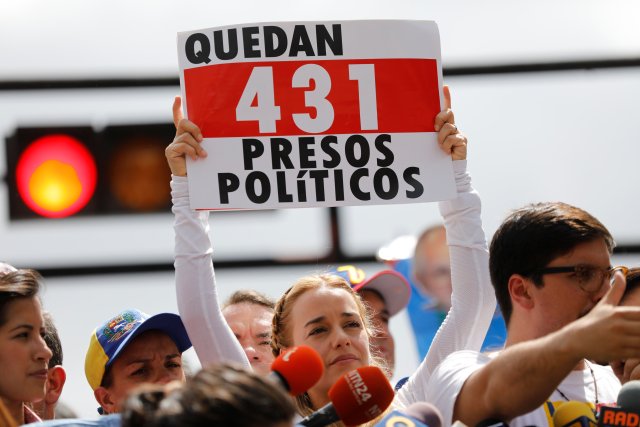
[5,123,174,219]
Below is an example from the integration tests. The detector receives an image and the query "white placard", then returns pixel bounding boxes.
[177,20,455,210]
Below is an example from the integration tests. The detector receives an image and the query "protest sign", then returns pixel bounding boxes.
[177,20,455,209]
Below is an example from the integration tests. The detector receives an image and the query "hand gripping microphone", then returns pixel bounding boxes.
[270,345,324,396]
[373,402,444,427]
[298,365,395,427]
[553,401,597,427]
[598,380,640,427]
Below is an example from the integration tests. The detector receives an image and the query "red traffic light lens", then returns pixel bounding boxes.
[16,134,97,218]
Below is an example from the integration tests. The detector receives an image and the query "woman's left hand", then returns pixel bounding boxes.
[434,85,467,161]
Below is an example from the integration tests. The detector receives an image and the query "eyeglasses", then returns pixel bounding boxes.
[533,265,629,293]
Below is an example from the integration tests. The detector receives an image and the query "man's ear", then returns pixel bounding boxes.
[94,386,117,415]
[45,365,66,405]
[508,274,535,311]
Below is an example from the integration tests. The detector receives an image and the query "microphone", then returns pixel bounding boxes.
[598,380,640,427]
[617,380,640,413]
[598,407,640,427]
[553,401,596,427]
[270,345,324,396]
[298,366,395,427]
[373,402,443,427]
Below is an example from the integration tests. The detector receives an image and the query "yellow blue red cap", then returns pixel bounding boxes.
[84,308,191,390]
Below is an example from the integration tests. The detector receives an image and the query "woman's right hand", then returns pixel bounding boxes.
[165,96,207,177]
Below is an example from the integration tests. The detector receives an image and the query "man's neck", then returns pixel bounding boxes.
[504,325,586,371]
[503,322,538,348]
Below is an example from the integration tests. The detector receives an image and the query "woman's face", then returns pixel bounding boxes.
[98,330,186,413]
[0,297,51,404]
[288,287,370,407]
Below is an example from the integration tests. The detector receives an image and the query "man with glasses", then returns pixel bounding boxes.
[422,202,640,427]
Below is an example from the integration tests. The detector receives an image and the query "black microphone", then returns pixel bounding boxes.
[617,380,640,413]
[373,402,443,427]
[297,366,394,427]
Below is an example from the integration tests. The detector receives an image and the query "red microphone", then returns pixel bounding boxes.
[298,365,395,427]
[270,346,324,396]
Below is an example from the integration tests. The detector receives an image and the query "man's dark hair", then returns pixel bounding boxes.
[43,311,63,368]
[489,202,614,325]
[222,289,275,310]
[121,363,295,427]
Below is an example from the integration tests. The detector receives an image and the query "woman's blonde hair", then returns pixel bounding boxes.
[270,273,390,423]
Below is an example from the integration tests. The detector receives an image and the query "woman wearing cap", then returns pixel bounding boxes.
[167,86,496,421]
[84,308,192,415]
[0,267,53,425]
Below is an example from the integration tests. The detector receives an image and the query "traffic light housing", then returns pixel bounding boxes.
[5,123,174,219]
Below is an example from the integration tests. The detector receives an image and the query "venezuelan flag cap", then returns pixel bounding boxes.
[330,265,411,317]
[84,308,192,390]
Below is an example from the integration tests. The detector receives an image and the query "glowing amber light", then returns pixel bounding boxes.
[29,160,83,212]
[16,134,97,218]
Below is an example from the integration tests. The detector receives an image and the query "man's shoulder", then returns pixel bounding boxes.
[425,350,496,426]
[430,350,493,385]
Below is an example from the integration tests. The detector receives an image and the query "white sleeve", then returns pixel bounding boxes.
[425,351,491,427]
[172,175,250,369]
[395,160,496,405]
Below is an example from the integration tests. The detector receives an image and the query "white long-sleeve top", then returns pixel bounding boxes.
[172,159,496,401]
[395,159,496,406]
[172,176,250,369]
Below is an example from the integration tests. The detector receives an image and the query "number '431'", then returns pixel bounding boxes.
[235,64,378,134]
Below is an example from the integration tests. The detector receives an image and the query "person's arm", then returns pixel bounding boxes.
[452,272,640,425]
[396,86,495,405]
[168,97,250,369]
[429,158,494,364]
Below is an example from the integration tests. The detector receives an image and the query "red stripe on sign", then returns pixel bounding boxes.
[184,58,440,137]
